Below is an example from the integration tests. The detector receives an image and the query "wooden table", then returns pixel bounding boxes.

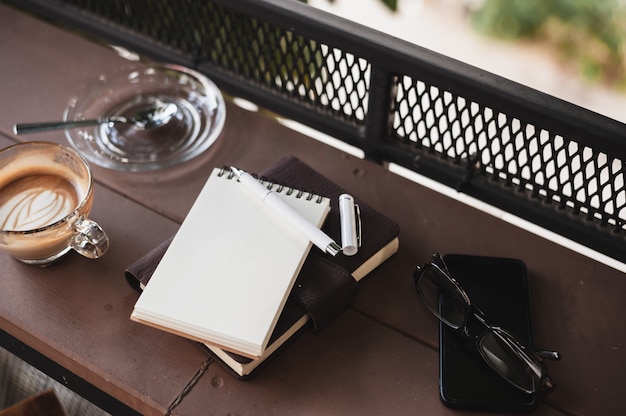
[0,5,624,415]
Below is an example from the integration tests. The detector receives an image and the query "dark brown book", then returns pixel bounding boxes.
[126,156,399,378]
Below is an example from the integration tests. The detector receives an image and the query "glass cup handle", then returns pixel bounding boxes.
[71,216,110,259]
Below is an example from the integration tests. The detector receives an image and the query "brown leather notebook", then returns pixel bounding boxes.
[126,156,399,378]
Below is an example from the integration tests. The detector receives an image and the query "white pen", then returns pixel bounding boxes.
[231,167,341,256]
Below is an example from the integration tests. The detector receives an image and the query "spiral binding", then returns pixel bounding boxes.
[217,166,324,203]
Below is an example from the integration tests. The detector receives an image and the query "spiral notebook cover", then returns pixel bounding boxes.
[130,166,331,358]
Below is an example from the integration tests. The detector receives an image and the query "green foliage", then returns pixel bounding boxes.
[472,0,548,39]
[471,0,626,89]
[380,0,398,12]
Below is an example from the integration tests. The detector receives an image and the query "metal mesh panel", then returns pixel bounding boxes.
[393,75,626,232]
[199,9,370,125]
[7,0,626,261]
[54,0,370,128]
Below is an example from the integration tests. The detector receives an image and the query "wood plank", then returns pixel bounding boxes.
[176,310,566,416]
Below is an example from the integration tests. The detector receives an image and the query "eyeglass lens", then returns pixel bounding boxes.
[418,265,468,329]
[479,329,537,393]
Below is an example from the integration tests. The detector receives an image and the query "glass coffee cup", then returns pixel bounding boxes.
[0,141,109,265]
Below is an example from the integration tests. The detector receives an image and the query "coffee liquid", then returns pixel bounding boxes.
[0,174,79,231]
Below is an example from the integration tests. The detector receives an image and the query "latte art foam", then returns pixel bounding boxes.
[0,174,79,231]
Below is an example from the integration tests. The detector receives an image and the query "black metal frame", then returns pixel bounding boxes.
[6,0,626,264]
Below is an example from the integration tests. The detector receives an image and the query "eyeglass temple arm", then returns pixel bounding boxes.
[535,349,561,361]
[432,253,451,274]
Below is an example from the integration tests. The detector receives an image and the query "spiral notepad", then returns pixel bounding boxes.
[131,167,330,358]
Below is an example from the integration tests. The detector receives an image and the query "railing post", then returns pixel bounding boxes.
[363,66,397,163]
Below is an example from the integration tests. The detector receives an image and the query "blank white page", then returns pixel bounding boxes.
[131,168,330,358]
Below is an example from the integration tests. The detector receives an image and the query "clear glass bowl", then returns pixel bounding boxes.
[64,64,225,171]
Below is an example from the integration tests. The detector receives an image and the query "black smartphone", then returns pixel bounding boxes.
[439,254,536,412]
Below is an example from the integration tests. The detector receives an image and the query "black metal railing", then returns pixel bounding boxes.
[7,0,626,263]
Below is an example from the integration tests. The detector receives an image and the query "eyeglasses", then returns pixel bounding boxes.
[413,254,560,395]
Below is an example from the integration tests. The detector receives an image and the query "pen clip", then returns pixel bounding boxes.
[354,203,362,248]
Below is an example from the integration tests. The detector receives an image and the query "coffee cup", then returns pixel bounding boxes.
[0,141,109,265]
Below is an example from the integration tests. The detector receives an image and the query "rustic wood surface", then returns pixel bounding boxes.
[0,4,624,415]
